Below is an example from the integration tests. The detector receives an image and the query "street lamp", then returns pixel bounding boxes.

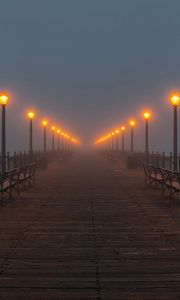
[143,111,151,162]
[115,129,120,153]
[111,132,115,152]
[61,132,65,152]
[121,126,126,153]
[27,111,35,155]
[42,120,48,153]
[57,129,61,152]
[170,94,180,171]
[129,120,136,152]
[0,93,9,172]
[51,126,56,152]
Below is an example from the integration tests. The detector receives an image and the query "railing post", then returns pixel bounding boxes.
[162,152,165,168]
[14,151,17,169]
[20,151,22,167]
[170,152,173,170]
[7,151,10,170]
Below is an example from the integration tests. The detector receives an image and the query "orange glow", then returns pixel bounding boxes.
[115,129,120,134]
[0,93,9,106]
[42,120,48,127]
[57,129,61,134]
[51,126,56,131]
[27,111,35,120]
[143,112,151,120]
[130,120,136,127]
[121,126,125,131]
[171,94,180,107]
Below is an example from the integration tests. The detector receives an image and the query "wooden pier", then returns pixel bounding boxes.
[0,153,180,299]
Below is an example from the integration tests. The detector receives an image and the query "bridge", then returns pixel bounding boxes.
[0,151,180,299]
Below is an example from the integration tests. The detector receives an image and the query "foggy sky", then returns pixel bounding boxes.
[0,0,180,152]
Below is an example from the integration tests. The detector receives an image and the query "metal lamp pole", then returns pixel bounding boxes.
[143,112,150,163]
[121,127,125,153]
[30,119,33,153]
[44,126,46,153]
[0,94,8,172]
[42,120,48,153]
[171,95,180,171]
[51,126,55,152]
[115,130,119,153]
[27,111,34,157]
[130,121,135,153]
[131,127,134,152]
[57,130,61,152]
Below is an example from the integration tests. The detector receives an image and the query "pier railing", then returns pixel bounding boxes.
[0,149,72,172]
[106,150,180,172]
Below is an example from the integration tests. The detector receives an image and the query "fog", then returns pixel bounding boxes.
[0,0,180,153]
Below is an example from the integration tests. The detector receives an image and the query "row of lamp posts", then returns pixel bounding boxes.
[0,92,79,173]
[95,92,180,172]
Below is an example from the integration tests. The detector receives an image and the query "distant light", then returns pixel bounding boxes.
[171,94,180,107]
[0,93,8,106]
[130,120,136,127]
[51,126,56,131]
[27,111,35,120]
[42,120,48,127]
[121,126,125,131]
[143,112,151,120]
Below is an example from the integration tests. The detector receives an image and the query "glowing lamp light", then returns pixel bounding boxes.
[143,112,151,120]
[27,111,35,120]
[130,120,136,127]
[42,120,48,127]
[57,129,61,134]
[115,129,120,134]
[171,94,180,107]
[121,126,126,131]
[51,126,56,131]
[0,93,9,106]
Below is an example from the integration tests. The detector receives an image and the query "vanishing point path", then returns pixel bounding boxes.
[0,153,180,299]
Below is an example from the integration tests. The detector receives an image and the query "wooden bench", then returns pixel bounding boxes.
[0,163,36,203]
[143,163,180,199]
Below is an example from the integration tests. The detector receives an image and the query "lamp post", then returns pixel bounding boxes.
[129,120,136,152]
[111,133,115,152]
[42,120,48,153]
[27,111,35,155]
[143,112,151,162]
[51,126,56,152]
[115,129,119,153]
[64,134,67,152]
[57,129,61,152]
[0,93,9,172]
[121,126,126,153]
[171,94,180,171]
[61,132,65,152]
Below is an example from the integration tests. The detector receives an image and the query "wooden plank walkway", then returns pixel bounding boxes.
[0,153,180,299]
